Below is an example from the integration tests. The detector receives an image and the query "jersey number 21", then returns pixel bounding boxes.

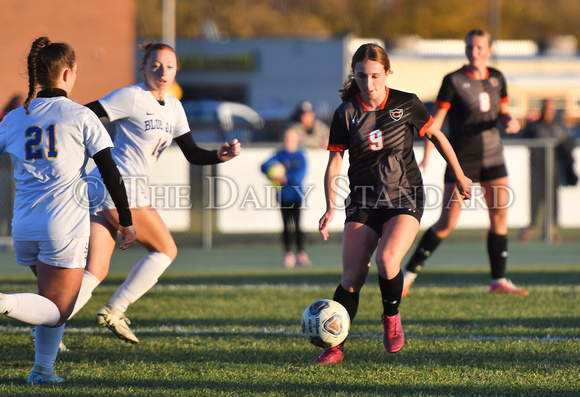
[25,125,58,160]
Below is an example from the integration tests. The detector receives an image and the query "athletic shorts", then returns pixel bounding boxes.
[14,237,89,269]
[344,205,422,235]
[444,163,508,184]
[86,173,149,215]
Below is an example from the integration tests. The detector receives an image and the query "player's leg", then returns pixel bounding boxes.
[294,206,310,267]
[280,207,295,268]
[314,221,378,365]
[96,206,176,343]
[403,182,463,296]
[28,261,84,384]
[376,214,420,353]
[68,216,118,319]
[483,177,529,295]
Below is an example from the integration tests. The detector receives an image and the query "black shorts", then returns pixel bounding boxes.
[444,163,507,183]
[344,205,422,235]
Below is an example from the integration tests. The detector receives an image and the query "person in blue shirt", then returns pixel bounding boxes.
[261,127,310,268]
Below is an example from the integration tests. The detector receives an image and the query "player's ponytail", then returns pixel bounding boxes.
[23,36,76,115]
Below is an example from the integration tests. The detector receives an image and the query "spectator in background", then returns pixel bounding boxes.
[261,127,310,268]
[0,94,24,237]
[290,101,329,149]
[520,99,577,243]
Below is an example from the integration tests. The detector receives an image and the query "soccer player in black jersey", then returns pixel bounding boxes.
[315,43,472,365]
[402,29,529,297]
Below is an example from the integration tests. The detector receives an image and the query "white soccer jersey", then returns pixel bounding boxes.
[0,96,113,240]
[98,82,190,180]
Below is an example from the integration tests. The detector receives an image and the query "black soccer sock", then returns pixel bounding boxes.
[378,270,403,317]
[488,231,508,279]
[333,284,360,323]
[405,227,442,274]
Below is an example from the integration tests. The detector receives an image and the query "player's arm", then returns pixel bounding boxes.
[319,150,344,241]
[421,105,448,169]
[424,126,473,199]
[92,148,136,249]
[174,133,240,165]
[85,101,109,119]
[499,102,520,134]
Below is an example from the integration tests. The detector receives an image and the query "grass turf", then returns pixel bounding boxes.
[0,241,579,396]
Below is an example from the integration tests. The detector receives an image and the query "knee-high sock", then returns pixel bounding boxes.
[405,228,442,274]
[379,270,404,317]
[488,231,508,280]
[32,324,65,375]
[1,293,60,326]
[108,252,172,312]
[333,284,360,323]
[69,270,101,319]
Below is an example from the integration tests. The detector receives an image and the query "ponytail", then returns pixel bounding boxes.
[23,36,76,115]
[24,37,51,115]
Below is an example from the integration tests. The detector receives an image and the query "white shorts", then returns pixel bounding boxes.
[14,238,89,269]
[86,172,150,215]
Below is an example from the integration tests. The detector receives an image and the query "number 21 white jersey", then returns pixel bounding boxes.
[0,96,113,240]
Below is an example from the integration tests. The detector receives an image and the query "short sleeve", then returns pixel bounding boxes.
[82,111,114,157]
[411,95,434,137]
[99,86,137,122]
[328,109,348,151]
[0,121,6,156]
[435,74,455,110]
[499,72,509,101]
[172,100,191,139]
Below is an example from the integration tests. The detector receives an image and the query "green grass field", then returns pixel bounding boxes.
[1,240,579,396]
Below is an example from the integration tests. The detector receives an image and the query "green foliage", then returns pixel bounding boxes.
[137,0,580,42]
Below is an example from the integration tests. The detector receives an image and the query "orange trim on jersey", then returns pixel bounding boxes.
[355,87,390,111]
[418,116,434,137]
[328,144,347,152]
[500,96,509,104]
[462,65,489,80]
[435,99,451,110]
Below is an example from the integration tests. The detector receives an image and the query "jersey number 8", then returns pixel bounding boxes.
[25,125,58,161]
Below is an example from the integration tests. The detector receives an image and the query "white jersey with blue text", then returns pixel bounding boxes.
[98,82,190,180]
[0,96,113,240]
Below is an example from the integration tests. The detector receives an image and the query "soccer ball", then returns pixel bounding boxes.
[266,162,286,180]
[301,299,350,348]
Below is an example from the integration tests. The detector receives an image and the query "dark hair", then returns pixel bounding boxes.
[24,37,76,115]
[339,43,391,102]
[465,29,492,46]
[139,42,178,71]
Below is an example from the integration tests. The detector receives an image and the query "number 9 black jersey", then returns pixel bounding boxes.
[328,88,433,209]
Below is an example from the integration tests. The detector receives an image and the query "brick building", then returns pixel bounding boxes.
[0,0,136,109]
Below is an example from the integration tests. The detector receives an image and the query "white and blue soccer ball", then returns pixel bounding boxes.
[301,299,350,348]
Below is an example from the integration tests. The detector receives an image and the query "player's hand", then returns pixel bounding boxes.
[318,209,335,241]
[456,176,473,200]
[418,158,429,171]
[504,117,521,134]
[118,225,136,249]
[218,139,241,161]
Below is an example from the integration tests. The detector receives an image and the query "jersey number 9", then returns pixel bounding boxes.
[369,129,384,151]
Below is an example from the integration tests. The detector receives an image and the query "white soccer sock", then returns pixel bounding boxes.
[69,270,101,319]
[33,324,65,374]
[108,252,172,312]
[1,293,60,327]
